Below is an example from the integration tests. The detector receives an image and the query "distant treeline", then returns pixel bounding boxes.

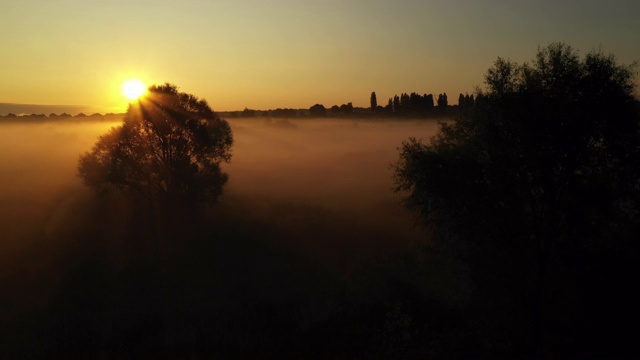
[0,112,125,122]
[0,113,124,119]
[1,90,473,120]
[224,91,473,119]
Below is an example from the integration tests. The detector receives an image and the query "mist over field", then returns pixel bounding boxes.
[3,0,639,353]
[0,121,116,255]
[0,117,446,357]
[224,118,439,256]
[0,117,438,255]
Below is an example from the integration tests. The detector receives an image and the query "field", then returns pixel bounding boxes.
[0,117,441,257]
[0,117,452,357]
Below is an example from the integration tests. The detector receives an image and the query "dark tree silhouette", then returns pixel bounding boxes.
[241,107,256,117]
[394,43,640,357]
[425,94,434,110]
[269,108,297,117]
[393,95,400,113]
[436,92,447,110]
[339,102,353,114]
[384,92,435,115]
[465,94,473,108]
[309,103,326,116]
[400,93,410,113]
[78,83,233,204]
[370,91,377,111]
[458,93,474,110]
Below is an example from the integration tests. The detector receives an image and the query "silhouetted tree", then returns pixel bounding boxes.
[370,92,377,111]
[78,83,233,204]
[384,92,436,115]
[340,102,353,114]
[436,93,447,110]
[458,93,474,111]
[425,94,434,110]
[465,94,473,108]
[241,108,256,117]
[393,95,400,113]
[409,92,421,113]
[310,103,327,116]
[394,43,640,357]
[399,93,409,113]
[270,108,297,117]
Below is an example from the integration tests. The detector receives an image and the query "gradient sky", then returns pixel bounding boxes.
[1,0,639,113]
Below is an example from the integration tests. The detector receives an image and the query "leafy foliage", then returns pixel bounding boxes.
[396,43,639,243]
[78,83,233,203]
[309,103,327,116]
[394,43,640,356]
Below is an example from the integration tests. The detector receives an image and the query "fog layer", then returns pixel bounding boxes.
[1,118,444,357]
[1,118,438,259]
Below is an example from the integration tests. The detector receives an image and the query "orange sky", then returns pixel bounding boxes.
[1,0,639,113]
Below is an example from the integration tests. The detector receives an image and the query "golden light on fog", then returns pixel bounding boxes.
[121,79,146,101]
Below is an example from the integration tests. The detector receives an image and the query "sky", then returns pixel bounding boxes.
[1,0,639,113]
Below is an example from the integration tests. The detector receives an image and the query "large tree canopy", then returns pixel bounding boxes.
[394,43,640,357]
[396,44,639,242]
[78,83,233,203]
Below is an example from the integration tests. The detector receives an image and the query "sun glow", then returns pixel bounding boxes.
[121,79,146,101]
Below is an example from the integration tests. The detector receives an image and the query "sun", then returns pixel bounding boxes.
[121,79,146,101]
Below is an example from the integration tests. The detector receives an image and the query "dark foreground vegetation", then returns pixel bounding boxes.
[1,191,439,359]
[1,43,639,359]
[396,42,640,358]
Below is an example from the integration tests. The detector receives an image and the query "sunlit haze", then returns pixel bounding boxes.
[2,0,640,355]
[121,79,146,101]
[1,0,638,113]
